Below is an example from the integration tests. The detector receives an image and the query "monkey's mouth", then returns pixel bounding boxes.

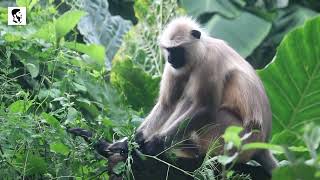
[168,59,185,69]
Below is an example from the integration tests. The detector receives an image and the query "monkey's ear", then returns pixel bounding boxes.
[191,30,201,39]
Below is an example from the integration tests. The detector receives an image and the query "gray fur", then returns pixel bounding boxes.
[137,16,277,174]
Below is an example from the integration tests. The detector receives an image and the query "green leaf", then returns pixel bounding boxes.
[15,153,47,176]
[112,161,126,175]
[258,16,320,145]
[110,59,160,113]
[55,10,86,40]
[288,146,308,153]
[179,0,243,19]
[270,130,302,146]
[66,107,78,123]
[16,0,30,7]
[72,82,87,92]
[18,52,40,78]
[222,126,243,148]
[25,63,39,78]
[215,153,238,166]
[77,0,132,69]
[50,142,70,156]
[242,143,284,154]
[41,113,60,129]
[16,0,38,10]
[304,124,320,156]
[205,11,272,58]
[4,33,22,42]
[64,42,105,66]
[273,163,319,180]
[8,100,32,113]
[33,22,56,42]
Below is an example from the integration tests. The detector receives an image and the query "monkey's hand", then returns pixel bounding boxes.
[135,132,165,156]
[67,128,93,143]
[68,128,112,158]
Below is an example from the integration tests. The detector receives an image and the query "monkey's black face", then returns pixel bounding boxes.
[166,46,186,69]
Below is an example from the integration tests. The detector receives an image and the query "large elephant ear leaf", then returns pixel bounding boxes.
[77,0,132,69]
[205,12,272,58]
[258,16,320,146]
[179,0,243,19]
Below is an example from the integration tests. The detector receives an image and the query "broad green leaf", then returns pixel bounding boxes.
[16,0,30,7]
[288,146,308,153]
[64,42,105,66]
[4,33,22,42]
[222,126,243,148]
[72,82,87,92]
[242,143,284,154]
[55,10,86,40]
[179,0,244,19]
[258,16,320,145]
[205,12,272,58]
[77,0,132,69]
[25,63,39,78]
[215,153,238,166]
[76,99,100,118]
[66,107,78,123]
[17,51,40,78]
[110,59,160,113]
[16,0,38,10]
[304,125,320,157]
[276,0,289,8]
[248,5,317,69]
[8,100,32,113]
[270,130,302,146]
[50,142,70,156]
[33,22,56,42]
[273,163,319,180]
[41,112,60,129]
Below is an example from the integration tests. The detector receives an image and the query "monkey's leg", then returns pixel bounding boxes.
[216,109,277,177]
[213,109,275,180]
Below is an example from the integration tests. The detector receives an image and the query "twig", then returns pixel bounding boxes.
[143,154,200,180]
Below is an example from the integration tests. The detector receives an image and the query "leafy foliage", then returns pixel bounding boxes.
[259,16,320,147]
[55,10,86,40]
[1,0,320,179]
[77,0,132,69]
[0,0,140,178]
[180,0,320,68]
[111,59,160,113]
[116,0,181,76]
[205,11,272,58]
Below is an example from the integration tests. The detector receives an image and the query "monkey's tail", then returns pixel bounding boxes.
[253,149,278,176]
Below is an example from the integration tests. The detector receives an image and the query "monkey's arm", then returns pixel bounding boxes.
[137,102,173,138]
[67,128,111,158]
[140,102,213,156]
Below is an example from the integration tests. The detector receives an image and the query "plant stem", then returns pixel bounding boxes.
[143,154,200,180]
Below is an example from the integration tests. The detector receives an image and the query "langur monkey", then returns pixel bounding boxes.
[136,16,277,175]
